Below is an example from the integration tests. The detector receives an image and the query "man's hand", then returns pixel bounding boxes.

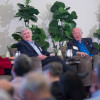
[50,53,55,56]
[77,52,88,57]
[38,55,47,60]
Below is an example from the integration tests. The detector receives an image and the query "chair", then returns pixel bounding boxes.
[9,48,18,57]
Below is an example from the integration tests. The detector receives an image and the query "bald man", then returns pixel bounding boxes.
[67,28,99,87]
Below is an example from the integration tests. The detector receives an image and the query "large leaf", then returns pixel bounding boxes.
[11,43,18,48]
[70,11,77,19]
[93,33,100,39]
[12,33,22,41]
[51,1,65,13]
[93,42,100,53]
[59,7,67,14]
[26,0,31,5]
[17,3,25,9]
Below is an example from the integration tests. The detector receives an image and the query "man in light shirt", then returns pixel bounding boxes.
[18,28,54,60]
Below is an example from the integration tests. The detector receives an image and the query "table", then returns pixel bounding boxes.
[65,58,80,72]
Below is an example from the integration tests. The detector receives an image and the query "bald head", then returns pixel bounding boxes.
[72,27,83,42]
[72,28,82,34]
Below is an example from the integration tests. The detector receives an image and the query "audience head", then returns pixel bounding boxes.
[20,72,52,100]
[0,79,14,97]
[60,71,86,100]
[72,27,82,42]
[30,57,42,71]
[12,54,32,77]
[43,62,63,80]
[0,89,12,100]
[21,28,32,42]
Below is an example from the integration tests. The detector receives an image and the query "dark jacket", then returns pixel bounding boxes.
[67,38,98,55]
[17,40,50,57]
[51,81,65,100]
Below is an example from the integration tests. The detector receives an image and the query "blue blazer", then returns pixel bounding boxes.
[67,38,98,55]
[17,40,50,57]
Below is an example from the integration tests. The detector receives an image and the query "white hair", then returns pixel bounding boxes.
[20,72,50,96]
[21,28,32,35]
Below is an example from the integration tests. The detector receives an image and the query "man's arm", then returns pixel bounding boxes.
[67,40,88,57]
[88,38,98,55]
[17,42,37,57]
[67,40,79,55]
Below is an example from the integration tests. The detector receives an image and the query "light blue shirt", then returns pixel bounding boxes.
[92,90,100,98]
[26,40,42,55]
[75,39,94,56]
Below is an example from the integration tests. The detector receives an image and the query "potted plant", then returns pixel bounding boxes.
[49,1,77,56]
[9,0,49,56]
[93,29,100,53]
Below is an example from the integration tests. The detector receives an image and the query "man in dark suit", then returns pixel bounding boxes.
[67,28,98,59]
[18,28,54,60]
[67,27,99,89]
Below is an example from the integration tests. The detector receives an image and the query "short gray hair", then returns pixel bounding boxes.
[21,28,32,35]
[43,62,63,77]
[20,72,50,95]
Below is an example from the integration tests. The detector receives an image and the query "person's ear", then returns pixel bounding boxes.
[47,71,51,77]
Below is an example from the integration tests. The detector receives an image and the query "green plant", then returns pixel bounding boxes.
[93,29,100,53]
[11,25,49,50]
[11,0,49,50]
[15,0,39,26]
[49,1,77,53]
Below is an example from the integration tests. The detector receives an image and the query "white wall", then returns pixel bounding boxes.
[0,0,100,55]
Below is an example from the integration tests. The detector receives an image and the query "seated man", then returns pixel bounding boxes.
[17,28,54,60]
[67,27,99,87]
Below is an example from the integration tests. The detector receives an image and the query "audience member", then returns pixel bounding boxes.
[0,89,12,100]
[42,56,88,79]
[30,57,42,71]
[20,72,55,100]
[60,71,86,100]
[85,61,100,100]
[18,28,54,60]
[43,62,65,100]
[11,54,33,100]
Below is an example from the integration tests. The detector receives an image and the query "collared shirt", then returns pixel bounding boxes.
[26,40,42,55]
[92,90,100,98]
[75,39,94,56]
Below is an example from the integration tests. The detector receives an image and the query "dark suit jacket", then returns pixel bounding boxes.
[51,81,65,100]
[17,40,50,57]
[67,38,98,55]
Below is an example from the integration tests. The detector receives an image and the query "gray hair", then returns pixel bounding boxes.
[14,54,32,76]
[72,27,82,34]
[21,28,32,35]
[20,72,50,95]
[43,62,63,77]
